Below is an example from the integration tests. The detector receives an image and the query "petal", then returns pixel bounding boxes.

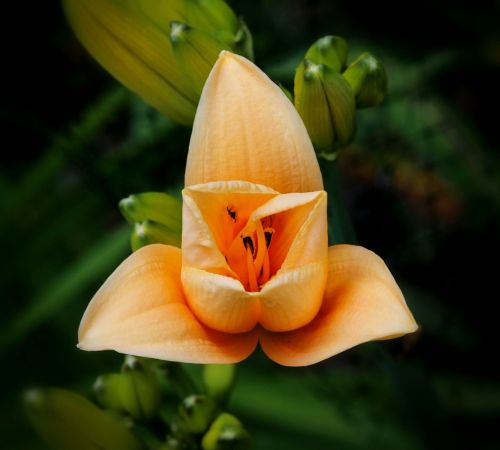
[79,244,258,364]
[259,262,328,332]
[260,245,418,366]
[185,51,323,193]
[182,267,260,334]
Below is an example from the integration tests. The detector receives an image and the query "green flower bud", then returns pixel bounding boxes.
[119,356,162,422]
[131,220,182,251]
[201,413,250,450]
[294,59,356,158]
[203,364,236,404]
[343,52,388,108]
[305,35,348,73]
[119,192,182,250]
[182,0,239,46]
[119,192,182,230]
[178,395,217,434]
[94,374,126,413]
[24,388,144,450]
[62,0,197,125]
[170,22,229,97]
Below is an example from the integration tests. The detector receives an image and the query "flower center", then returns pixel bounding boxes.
[241,219,275,292]
[223,206,276,292]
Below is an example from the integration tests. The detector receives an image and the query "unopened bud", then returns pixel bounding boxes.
[201,413,250,450]
[131,220,181,251]
[294,59,356,157]
[203,364,236,404]
[24,388,143,450]
[170,21,229,96]
[93,374,125,413]
[183,0,238,46]
[119,192,182,229]
[178,395,217,434]
[343,52,388,108]
[120,356,162,422]
[305,35,348,72]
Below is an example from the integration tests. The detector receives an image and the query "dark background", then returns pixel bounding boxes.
[1,1,499,449]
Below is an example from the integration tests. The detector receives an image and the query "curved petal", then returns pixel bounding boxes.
[185,51,323,193]
[260,245,418,366]
[259,262,327,332]
[182,261,327,334]
[79,244,258,364]
[182,267,260,334]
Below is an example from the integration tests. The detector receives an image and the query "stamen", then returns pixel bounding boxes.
[264,227,274,247]
[260,250,270,284]
[253,220,267,277]
[242,235,255,256]
[226,205,237,222]
[245,244,258,292]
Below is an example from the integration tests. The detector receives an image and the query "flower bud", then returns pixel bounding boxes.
[119,192,182,229]
[120,356,162,422]
[294,59,356,157]
[201,413,250,450]
[24,388,143,450]
[178,395,217,434]
[343,52,388,108]
[131,221,182,251]
[62,0,197,125]
[203,364,236,404]
[170,22,229,96]
[120,192,182,250]
[182,0,238,46]
[93,374,126,413]
[305,35,348,73]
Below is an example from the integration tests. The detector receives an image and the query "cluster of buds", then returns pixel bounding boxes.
[25,358,250,450]
[294,36,388,159]
[63,0,253,125]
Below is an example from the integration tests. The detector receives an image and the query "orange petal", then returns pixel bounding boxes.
[182,267,260,334]
[184,51,323,193]
[259,261,327,332]
[78,244,258,363]
[260,245,418,366]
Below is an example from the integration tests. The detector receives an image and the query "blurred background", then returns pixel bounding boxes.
[1,0,500,448]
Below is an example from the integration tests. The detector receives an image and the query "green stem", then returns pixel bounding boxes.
[320,159,357,245]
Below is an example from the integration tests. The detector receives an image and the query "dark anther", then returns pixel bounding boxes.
[242,235,255,255]
[226,206,237,222]
[264,230,274,247]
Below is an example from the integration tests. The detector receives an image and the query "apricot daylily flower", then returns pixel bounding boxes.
[78,52,417,366]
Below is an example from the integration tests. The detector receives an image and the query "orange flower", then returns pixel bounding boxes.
[78,52,417,366]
